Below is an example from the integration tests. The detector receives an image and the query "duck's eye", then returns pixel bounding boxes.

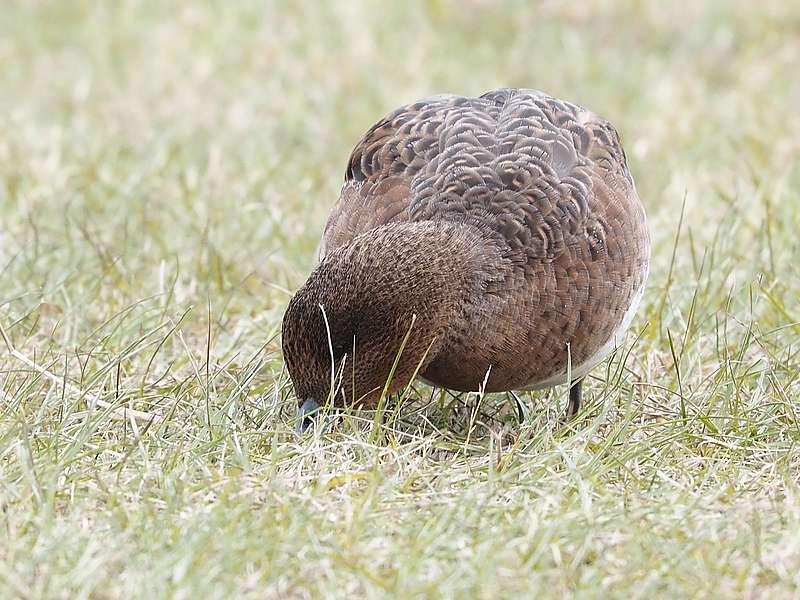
[331,343,349,360]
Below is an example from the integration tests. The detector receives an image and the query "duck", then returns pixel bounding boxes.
[282,88,650,432]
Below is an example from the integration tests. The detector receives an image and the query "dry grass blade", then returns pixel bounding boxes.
[0,320,161,422]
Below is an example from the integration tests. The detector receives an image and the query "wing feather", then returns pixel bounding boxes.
[318,89,639,270]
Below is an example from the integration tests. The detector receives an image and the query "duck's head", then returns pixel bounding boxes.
[281,221,493,432]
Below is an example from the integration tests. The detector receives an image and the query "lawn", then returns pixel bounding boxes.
[1,1,799,598]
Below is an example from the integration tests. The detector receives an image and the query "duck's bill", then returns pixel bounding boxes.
[295,397,321,433]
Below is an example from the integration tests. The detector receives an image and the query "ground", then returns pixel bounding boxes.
[1,1,799,598]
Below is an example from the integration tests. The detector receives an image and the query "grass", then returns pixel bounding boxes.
[1,0,800,597]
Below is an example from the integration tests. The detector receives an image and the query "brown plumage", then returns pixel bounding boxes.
[282,88,650,428]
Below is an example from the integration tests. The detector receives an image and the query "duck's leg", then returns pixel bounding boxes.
[567,378,583,418]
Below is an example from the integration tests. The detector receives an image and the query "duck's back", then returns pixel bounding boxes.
[319,88,650,392]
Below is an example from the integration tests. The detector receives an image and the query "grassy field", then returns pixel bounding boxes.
[2,1,799,597]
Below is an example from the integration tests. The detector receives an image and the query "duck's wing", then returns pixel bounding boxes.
[319,89,643,270]
[407,88,641,268]
[317,94,459,261]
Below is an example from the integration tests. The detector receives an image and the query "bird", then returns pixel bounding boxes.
[281,88,650,432]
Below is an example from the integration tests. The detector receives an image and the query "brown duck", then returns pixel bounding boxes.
[282,88,650,431]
